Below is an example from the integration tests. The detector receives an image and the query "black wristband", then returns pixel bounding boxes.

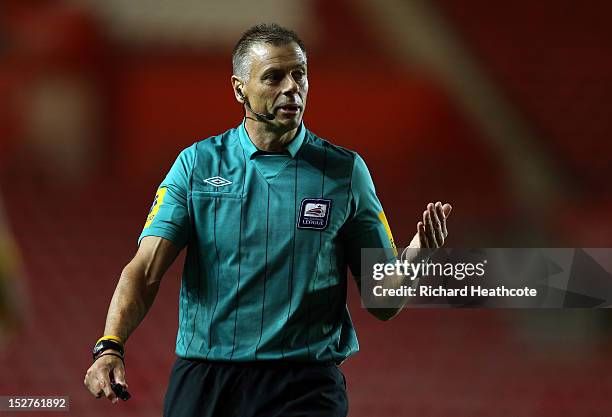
[94,352,125,365]
[92,339,125,360]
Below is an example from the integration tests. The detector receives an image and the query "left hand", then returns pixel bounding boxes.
[409,201,452,248]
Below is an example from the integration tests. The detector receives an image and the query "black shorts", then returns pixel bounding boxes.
[163,357,348,417]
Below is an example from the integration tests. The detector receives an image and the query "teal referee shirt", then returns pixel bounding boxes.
[139,120,396,364]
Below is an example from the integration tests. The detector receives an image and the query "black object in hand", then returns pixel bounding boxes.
[111,382,131,401]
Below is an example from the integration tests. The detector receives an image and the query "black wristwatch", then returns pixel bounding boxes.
[92,339,125,361]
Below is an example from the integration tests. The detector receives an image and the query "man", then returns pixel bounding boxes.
[84,23,451,416]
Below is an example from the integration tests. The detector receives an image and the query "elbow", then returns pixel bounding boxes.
[367,307,400,321]
[122,258,156,285]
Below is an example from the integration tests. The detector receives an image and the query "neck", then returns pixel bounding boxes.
[244,118,299,152]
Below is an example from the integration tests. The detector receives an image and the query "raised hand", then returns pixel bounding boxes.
[410,201,452,249]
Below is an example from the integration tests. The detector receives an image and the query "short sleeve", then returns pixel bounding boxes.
[341,153,397,277]
[137,145,195,249]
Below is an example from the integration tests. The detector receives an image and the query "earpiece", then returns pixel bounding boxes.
[237,87,275,121]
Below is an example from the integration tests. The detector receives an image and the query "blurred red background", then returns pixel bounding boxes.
[1,0,612,416]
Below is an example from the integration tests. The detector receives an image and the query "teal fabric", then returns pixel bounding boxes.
[138,120,395,363]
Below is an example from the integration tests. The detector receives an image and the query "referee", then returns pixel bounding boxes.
[84,23,451,416]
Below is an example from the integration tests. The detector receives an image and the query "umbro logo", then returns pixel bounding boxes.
[204,176,232,187]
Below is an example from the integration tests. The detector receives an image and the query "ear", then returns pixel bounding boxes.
[231,75,244,103]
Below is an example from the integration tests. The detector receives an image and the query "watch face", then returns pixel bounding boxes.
[93,340,123,358]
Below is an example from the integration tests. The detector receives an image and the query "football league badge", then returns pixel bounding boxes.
[297,198,332,230]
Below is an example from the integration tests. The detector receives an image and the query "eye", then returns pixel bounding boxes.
[292,70,305,81]
[264,71,283,83]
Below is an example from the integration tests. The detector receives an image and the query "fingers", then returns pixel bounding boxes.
[84,369,111,400]
[435,202,447,238]
[99,375,118,403]
[421,201,451,248]
[423,206,438,248]
[112,364,128,389]
[84,357,125,404]
[84,365,103,398]
[417,221,428,248]
[430,203,444,246]
[442,203,452,218]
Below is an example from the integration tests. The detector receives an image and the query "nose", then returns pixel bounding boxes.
[282,74,300,95]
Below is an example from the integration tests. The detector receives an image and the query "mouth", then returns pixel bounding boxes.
[276,104,301,115]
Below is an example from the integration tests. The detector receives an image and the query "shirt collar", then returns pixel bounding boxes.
[238,119,306,159]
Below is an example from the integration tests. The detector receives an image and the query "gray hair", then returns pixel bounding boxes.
[232,23,307,82]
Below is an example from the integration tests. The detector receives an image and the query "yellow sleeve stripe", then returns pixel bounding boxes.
[378,210,398,257]
[144,187,168,229]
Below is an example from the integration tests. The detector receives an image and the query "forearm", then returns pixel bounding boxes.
[103,263,161,343]
[86,238,178,402]
[368,272,418,321]
[366,250,423,321]
[101,236,178,343]
[367,201,451,320]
